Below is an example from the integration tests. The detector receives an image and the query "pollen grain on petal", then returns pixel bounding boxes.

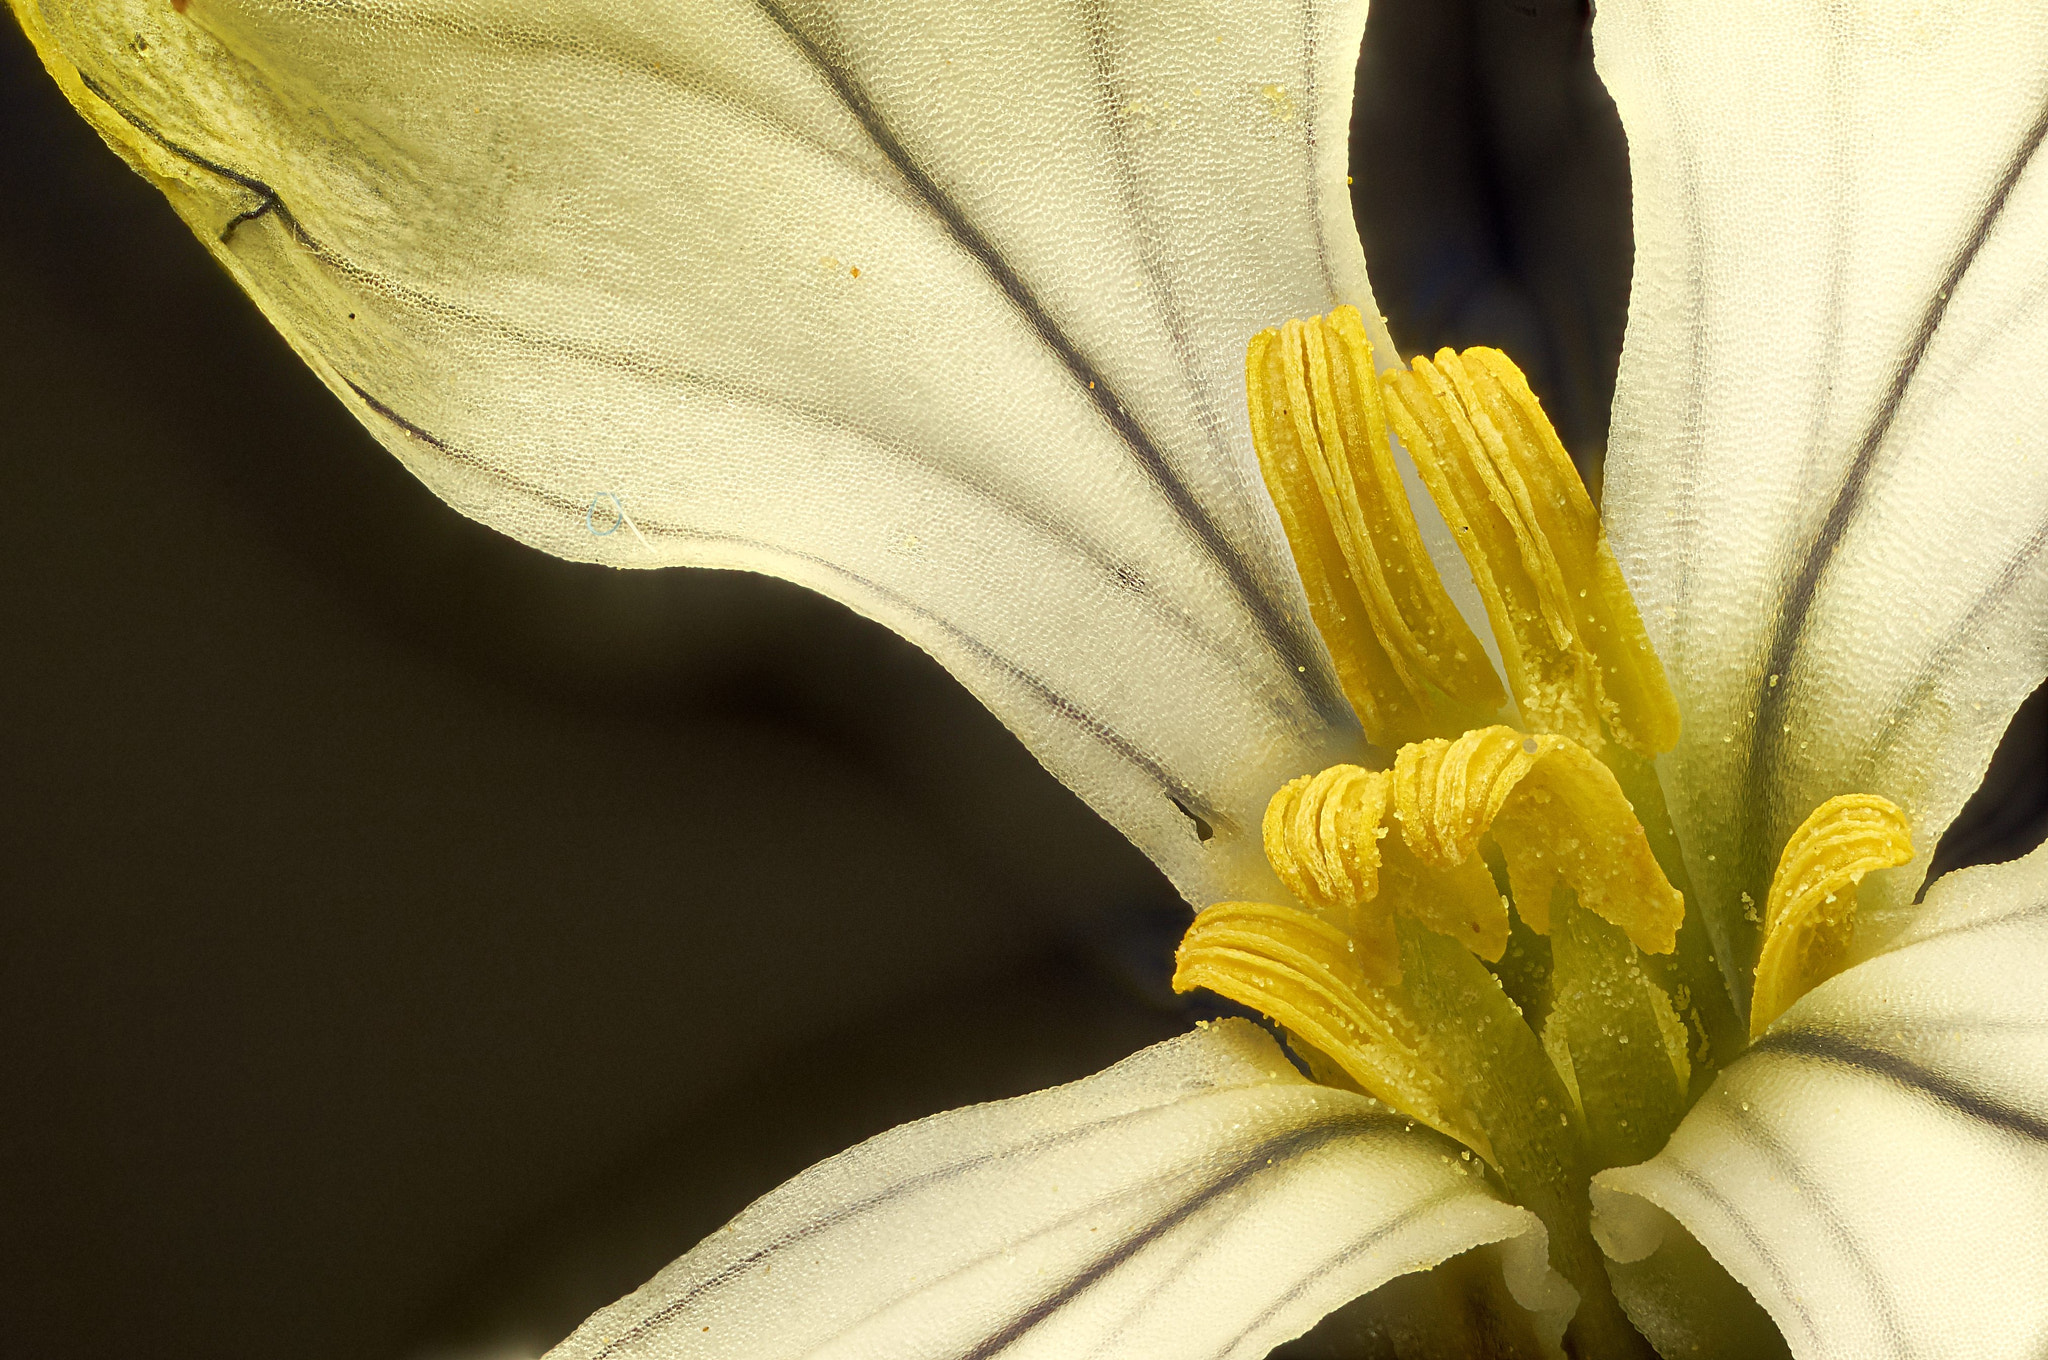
[1749,793,1913,1038]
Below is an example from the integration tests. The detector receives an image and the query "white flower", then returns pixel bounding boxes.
[13,0,2047,1355]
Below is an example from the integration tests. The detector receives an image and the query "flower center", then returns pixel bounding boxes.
[1174,725,1690,1159]
[1199,308,1711,1142]
[1179,307,1915,1347]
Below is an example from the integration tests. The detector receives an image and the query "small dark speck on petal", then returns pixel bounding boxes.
[1170,797,1215,843]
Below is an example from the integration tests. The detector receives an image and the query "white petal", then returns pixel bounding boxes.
[545,1019,1561,1360]
[13,0,1389,903]
[1592,844,2048,1360]
[1591,1,2048,990]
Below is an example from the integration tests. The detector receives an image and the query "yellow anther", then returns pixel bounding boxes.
[1393,727,1684,955]
[1172,900,1490,1159]
[1749,794,1913,1038]
[1263,764,1390,920]
[1380,840,1513,968]
[1380,348,1679,757]
[1246,308,1503,747]
[1262,763,1508,975]
[1186,731,1683,1168]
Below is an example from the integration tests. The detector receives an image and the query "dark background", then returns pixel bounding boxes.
[2,3,2040,1357]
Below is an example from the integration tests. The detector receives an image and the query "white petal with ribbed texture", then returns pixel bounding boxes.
[1592,1,2048,1002]
[9,0,1393,905]
[545,1019,1564,1360]
[1592,844,2048,1360]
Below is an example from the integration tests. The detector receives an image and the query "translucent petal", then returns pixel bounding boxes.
[9,0,1392,904]
[545,1019,1566,1360]
[1592,0,2048,1003]
[1592,845,2048,1360]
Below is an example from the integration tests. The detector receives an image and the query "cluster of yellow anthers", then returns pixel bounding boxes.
[1240,306,1678,756]
[1175,726,1687,1154]
[1175,306,1913,1165]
